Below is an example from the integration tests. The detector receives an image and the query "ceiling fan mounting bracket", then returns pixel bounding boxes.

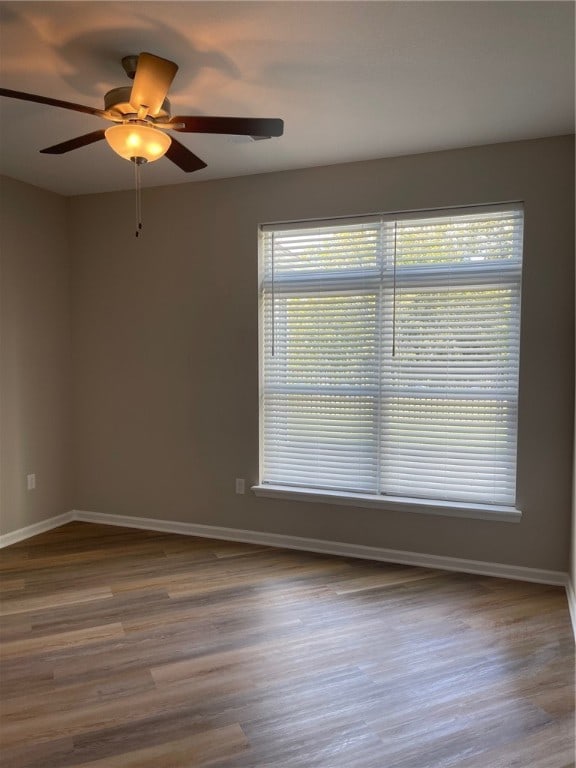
[121,55,139,80]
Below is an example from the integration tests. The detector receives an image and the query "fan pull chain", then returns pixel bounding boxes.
[392,220,398,357]
[134,159,143,238]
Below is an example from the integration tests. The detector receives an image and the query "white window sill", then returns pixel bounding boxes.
[251,484,521,523]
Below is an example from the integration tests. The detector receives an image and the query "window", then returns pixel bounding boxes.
[258,204,523,510]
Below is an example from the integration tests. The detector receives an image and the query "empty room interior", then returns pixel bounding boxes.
[0,2,575,766]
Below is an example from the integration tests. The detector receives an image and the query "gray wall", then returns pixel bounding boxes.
[0,176,72,535]
[572,410,575,587]
[68,135,574,572]
[572,243,576,592]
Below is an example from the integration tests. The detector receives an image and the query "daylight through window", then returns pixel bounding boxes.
[259,204,524,507]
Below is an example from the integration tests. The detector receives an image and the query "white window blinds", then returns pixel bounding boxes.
[259,204,523,506]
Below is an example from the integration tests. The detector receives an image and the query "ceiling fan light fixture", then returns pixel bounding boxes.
[104,123,171,163]
[1,52,283,181]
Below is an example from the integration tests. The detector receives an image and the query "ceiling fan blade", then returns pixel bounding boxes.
[170,116,284,138]
[40,130,106,155]
[129,53,178,117]
[165,137,207,172]
[0,88,107,119]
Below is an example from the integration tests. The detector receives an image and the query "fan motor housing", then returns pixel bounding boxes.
[104,87,171,119]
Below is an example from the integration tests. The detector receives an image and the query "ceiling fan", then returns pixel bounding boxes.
[0,52,284,172]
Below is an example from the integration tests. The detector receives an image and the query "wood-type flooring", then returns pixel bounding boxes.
[0,521,573,767]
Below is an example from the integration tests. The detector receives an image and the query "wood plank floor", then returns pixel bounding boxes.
[0,521,573,768]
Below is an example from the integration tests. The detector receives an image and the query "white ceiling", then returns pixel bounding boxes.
[0,1,573,196]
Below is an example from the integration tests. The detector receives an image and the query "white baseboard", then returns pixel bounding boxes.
[1,508,567,590]
[71,509,567,587]
[566,577,576,642]
[0,511,74,549]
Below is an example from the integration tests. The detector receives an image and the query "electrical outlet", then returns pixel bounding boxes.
[26,473,36,491]
[235,478,245,495]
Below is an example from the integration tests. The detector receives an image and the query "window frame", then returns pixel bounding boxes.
[256,203,524,522]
